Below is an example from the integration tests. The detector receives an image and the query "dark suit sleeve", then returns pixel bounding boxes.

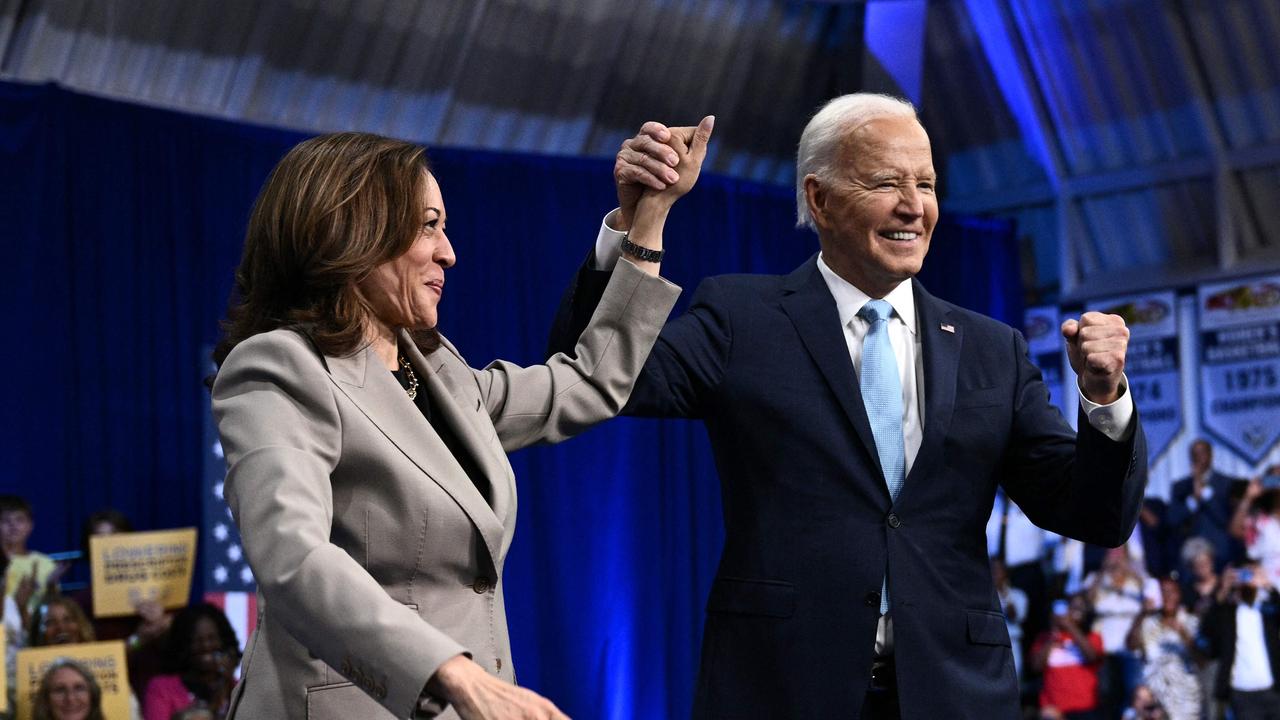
[998,328,1147,548]
[547,254,731,419]
[1166,479,1193,532]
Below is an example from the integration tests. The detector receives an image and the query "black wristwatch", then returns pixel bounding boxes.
[620,235,664,263]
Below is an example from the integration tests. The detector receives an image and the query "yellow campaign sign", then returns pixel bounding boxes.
[15,641,130,720]
[91,528,197,618]
[1,625,7,714]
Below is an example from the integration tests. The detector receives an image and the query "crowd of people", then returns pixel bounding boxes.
[0,496,240,720]
[994,440,1280,720]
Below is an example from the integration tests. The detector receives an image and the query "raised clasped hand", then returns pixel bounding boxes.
[1061,311,1129,405]
[613,116,715,228]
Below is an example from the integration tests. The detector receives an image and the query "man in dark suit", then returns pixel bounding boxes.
[550,94,1146,718]
[1168,438,1245,569]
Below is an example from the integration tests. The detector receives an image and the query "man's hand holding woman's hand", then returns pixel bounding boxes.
[613,116,715,231]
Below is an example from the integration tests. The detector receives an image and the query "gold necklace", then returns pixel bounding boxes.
[398,355,419,400]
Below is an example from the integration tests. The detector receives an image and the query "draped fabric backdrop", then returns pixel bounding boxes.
[0,81,1019,719]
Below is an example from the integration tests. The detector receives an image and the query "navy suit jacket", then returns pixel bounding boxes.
[1167,471,1241,567]
[550,255,1147,718]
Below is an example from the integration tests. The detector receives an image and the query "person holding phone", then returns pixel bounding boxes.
[1031,594,1105,719]
[1199,561,1280,719]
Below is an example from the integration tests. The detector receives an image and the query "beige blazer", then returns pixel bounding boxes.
[212,259,679,719]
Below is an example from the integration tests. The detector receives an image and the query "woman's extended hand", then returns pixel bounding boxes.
[431,655,569,720]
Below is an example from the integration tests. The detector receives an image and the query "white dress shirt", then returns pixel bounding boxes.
[1233,598,1275,691]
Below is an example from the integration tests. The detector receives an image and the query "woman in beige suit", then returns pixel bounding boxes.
[211,122,711,720]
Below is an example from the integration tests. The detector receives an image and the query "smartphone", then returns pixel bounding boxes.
[1052,599,1069,616]
[1239,568,1255,583]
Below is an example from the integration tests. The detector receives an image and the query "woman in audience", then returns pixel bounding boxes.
[69,508,170,696]
[1125,577,1201,720]
[143,603,240,720]
[1031,593,1105,719]
[30,596,95,646]
[1179,537,1219,616]
[1086,547,1155,716]
[32,658,105,720]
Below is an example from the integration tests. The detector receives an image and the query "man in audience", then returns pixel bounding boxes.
[1168,440,1244,570]
[1200,560,1280,719]
[0,494,61,615]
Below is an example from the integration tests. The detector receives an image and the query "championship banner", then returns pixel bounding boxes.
[1198,274,1280,465]
[15,641,130,720]
[1023,306,1068,415]
[90,528,197,618]
[1088,291,1182,463]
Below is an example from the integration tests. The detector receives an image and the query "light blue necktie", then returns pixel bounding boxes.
[858,299,904,614]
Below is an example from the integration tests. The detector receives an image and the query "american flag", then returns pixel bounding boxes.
[203,356,258,650]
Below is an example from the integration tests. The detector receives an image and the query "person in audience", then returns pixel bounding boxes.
[1168,440,1244,570]
[30,596,96,646]
[1177,536,1223,720]
[1032,593,1105,720]
[2,549,26,718]
[0,495,64,615]
[994,558,1030,680]
[143,603,241,720]
[68,508,170,696]
[32,658,105,720]
[1126,577,1200,720]
[1199,560,1280,720]
[1086,547,1156,717]
[1231,469,1280,590]
[1179,537,1220,617]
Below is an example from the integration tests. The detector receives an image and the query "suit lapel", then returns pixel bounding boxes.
[405,334,517,539]
[904,280,961,496]
[779,256,886,487]
[324,343,505,566]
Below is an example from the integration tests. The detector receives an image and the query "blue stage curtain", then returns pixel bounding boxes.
[0,81,1019,719]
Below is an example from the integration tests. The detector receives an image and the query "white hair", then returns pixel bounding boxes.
[794,93,920,230]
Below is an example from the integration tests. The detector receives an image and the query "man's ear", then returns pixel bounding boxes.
[803,174,826,230]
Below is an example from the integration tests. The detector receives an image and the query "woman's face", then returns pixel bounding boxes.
[189,616,226,672]
[1160,579,1181,612]
[1192,551,1214,578]
[358,172,455,333]
[47,666,92,720]
[44,604,83,645]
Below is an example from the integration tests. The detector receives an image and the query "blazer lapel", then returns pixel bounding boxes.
[779,256,886,487]
[404,333,517,541]
[904,280,961,495]
[324,343,505,566]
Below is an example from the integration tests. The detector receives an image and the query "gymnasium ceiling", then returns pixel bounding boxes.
[2,0,1277,301]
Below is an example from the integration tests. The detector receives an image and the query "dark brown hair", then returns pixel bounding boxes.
[212,132,437,370]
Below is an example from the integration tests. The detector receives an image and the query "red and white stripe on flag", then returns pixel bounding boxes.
[205,590,258,653]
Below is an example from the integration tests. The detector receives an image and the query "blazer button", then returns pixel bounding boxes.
[473,577,493,594]
[864,591,881,607]
[887,513,901,528]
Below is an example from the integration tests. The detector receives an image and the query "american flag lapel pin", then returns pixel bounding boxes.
[940,323,955,333]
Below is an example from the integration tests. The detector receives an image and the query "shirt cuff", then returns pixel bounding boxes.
[593,209,627,270]
[1078,374,1135,443]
